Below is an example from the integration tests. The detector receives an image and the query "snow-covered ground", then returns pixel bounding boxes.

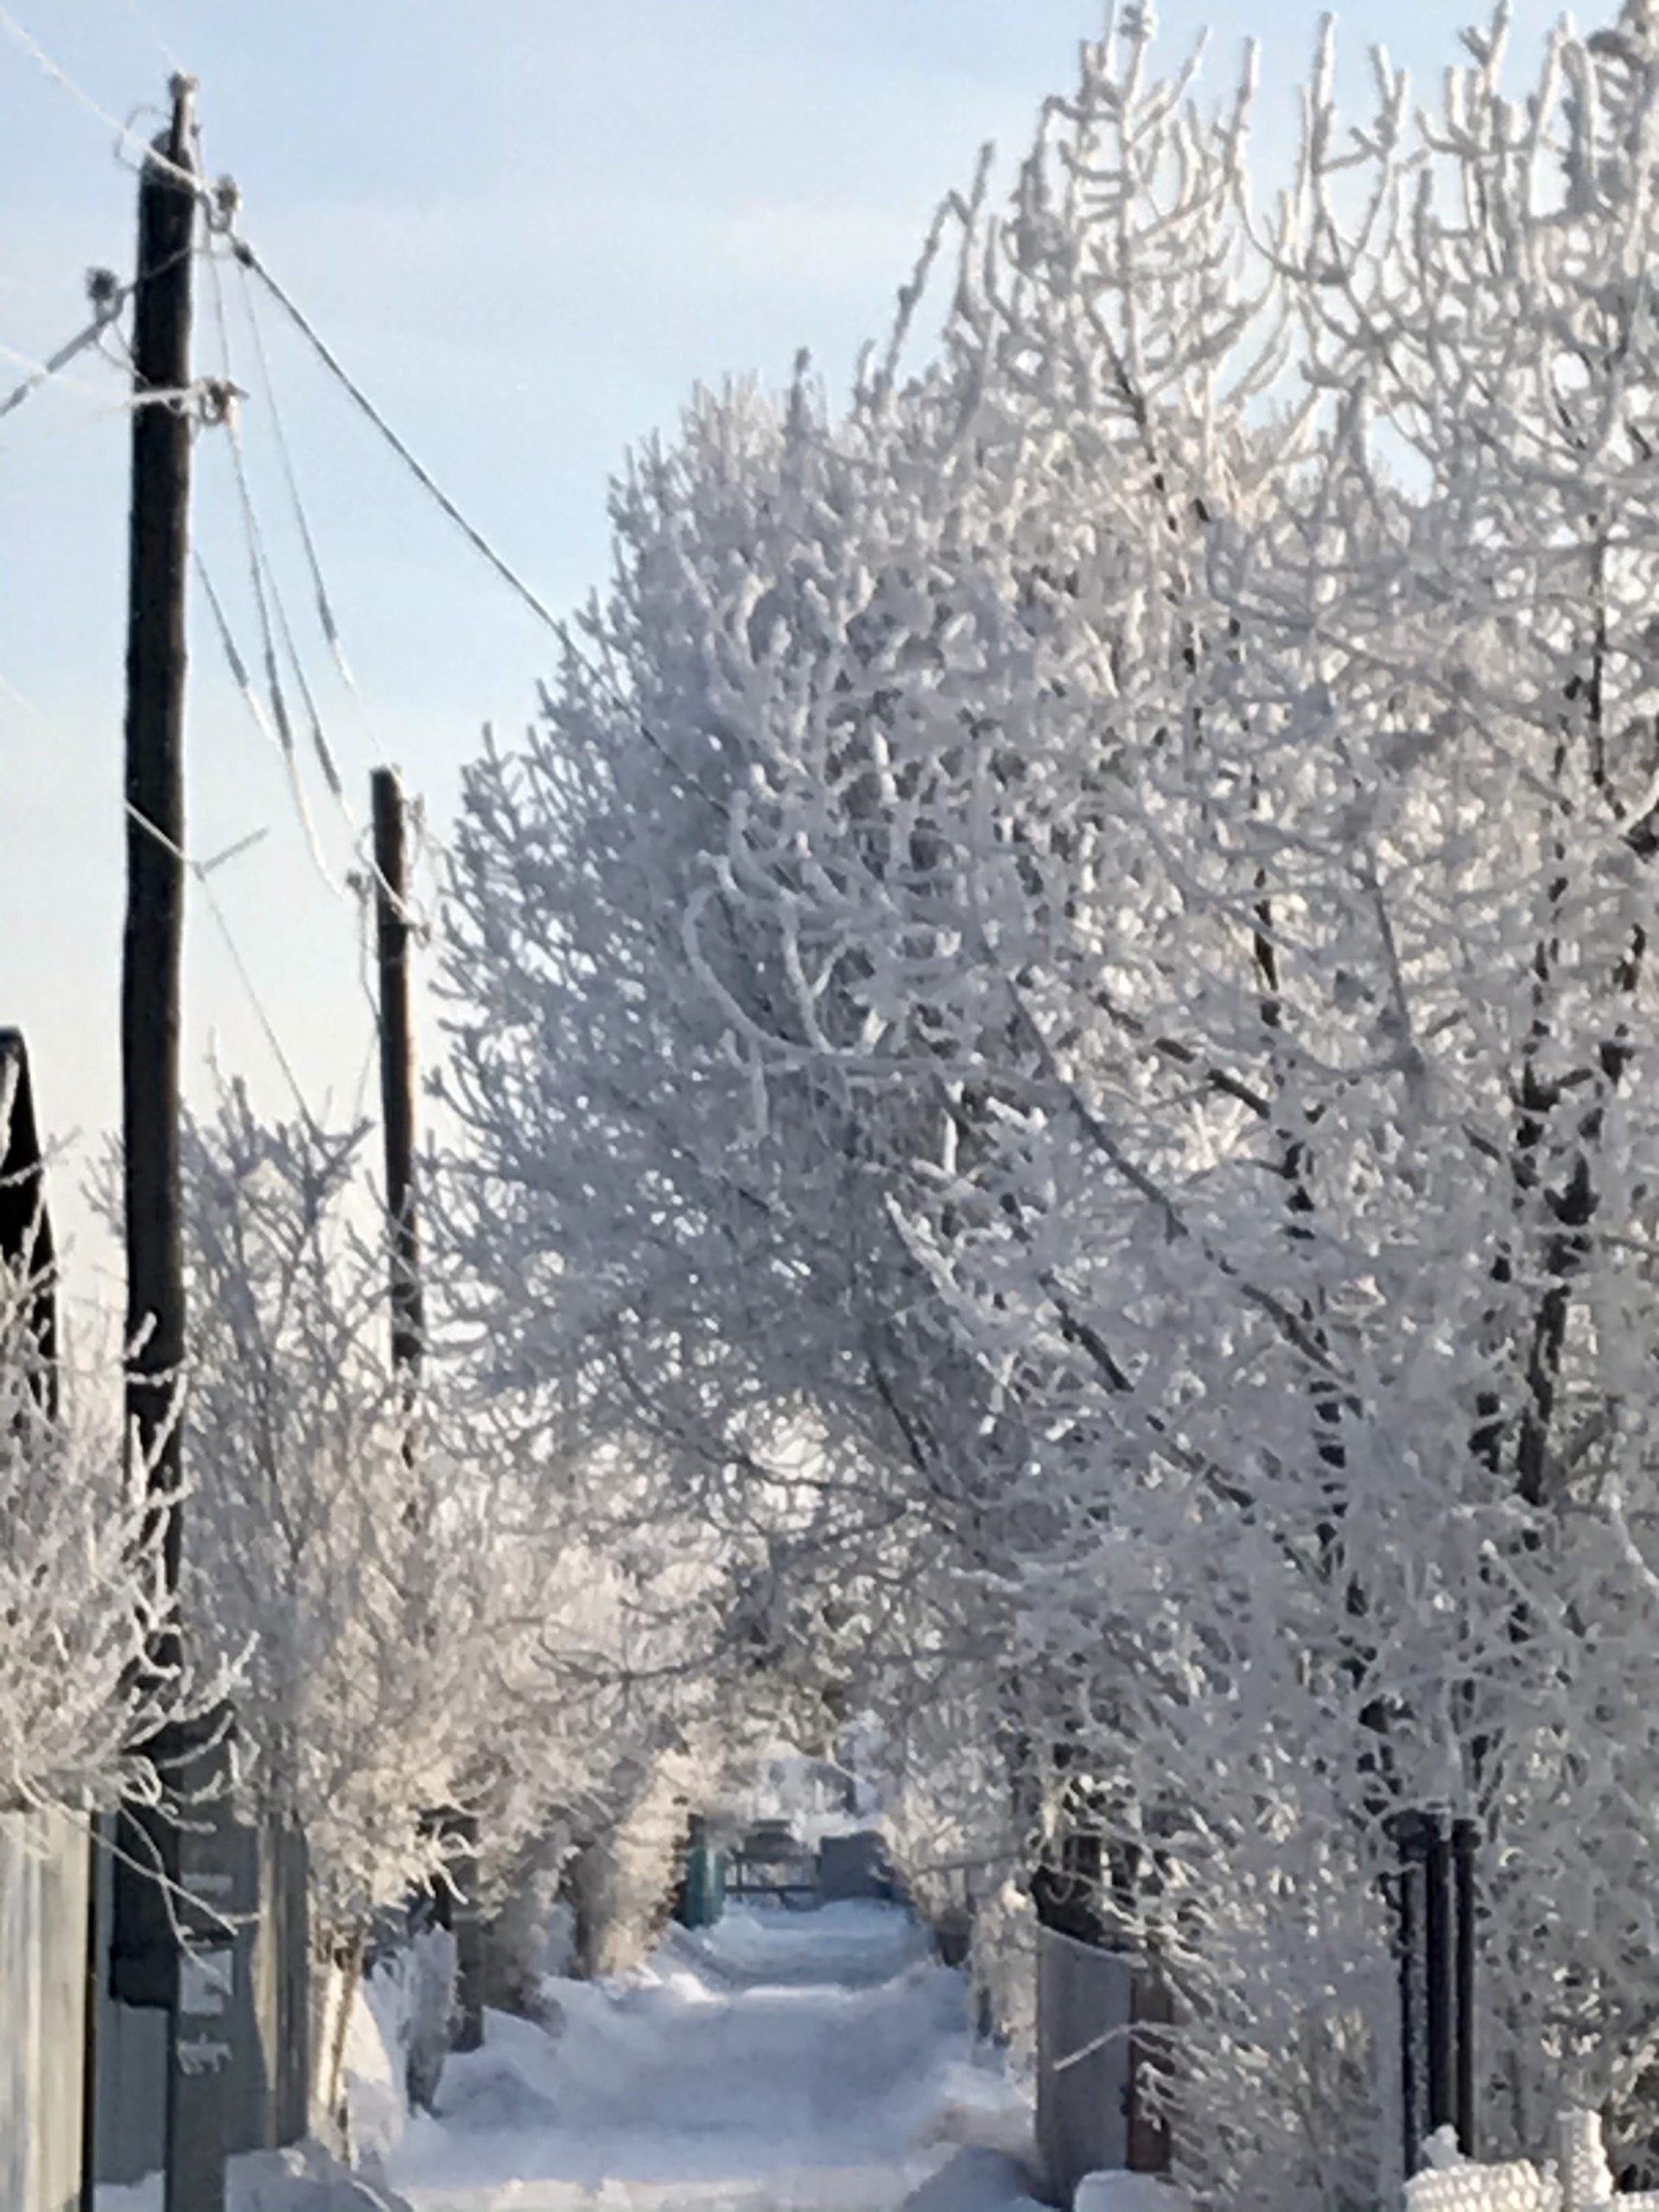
[387,1900,1037,2212]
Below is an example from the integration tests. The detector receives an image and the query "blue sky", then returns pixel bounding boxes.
[0,0,1567,1296]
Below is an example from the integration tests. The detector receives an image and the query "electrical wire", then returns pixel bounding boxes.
[190,543,316,866]
[185,126,357,904]
[201,248,336,879]
[0,290,124,422]
[0,397,148,461]
[231,239,565,639]
[5,13,452,1457]
[234,256,354,700]
[191,466,402,1086]
[0,241,191,423]
[229,235,728,821]
[227,281,413,984]
[2,7,644,1093]
[0,7,205,201]
[200,231,423,968]
[0,4,702,822]
[219,253,349,804]
[125,800,321,1133]
[0,671,44,723]
[259,505,346,803]
[0,250,197,480]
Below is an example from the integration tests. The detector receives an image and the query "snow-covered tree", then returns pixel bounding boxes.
[0,1051,207,1813]
[443,7,1659,2207]
[0,1236,198,1813]
[179,1080,501,1928]
[181,1075,738,2039]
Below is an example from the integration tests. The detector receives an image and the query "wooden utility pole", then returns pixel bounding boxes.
[113,79,261,2212]
[116,70,201,2204]
[372,766,423,1392]
[370,771,484,2050]
[103,92,200,2208]
[110,79,198,2038]
[122,73,195,1635]
[95,78,306,2212]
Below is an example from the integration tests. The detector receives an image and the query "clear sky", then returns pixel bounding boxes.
[0,0,1567,1304]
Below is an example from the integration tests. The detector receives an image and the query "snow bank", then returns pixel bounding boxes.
[96,2139,416,2212]
[912,2056,1039,2171]
[899,2147,1049,2212]
[226,2136,413,2211]
[345,1968,407,2171]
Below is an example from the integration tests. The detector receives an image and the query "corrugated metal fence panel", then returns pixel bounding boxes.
[0,1808,92,2212]
[88,1810,167,2192]
[1037,1922,1133,2208]
[264,1820,311,2149]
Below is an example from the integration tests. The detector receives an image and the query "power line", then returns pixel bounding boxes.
[190,226,433,1046]
[189,543,315,855]
[211,255,346,803]
[231,240,566,641]
[0,270,130,422]
[189,488,402,1139]
[234,257,354,699]
[200,253,453,937]
[0,15,362,826]
[125,800,320,1133]
[5,4,722,852]
[2,6,574,688]
[234,261,413,876]
[201,251,337,876]
[229,238,729,822]
[191,162,385,855]
[0,3,681,806]
[0,394,150,460]
[0,243,205,454]
[189,188,341,878]
[0,671,45,723]
[0,10,205,201]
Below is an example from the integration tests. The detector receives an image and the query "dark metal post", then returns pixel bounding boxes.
[1394,1806,1475,2169]
[442,1814,484,2056]
[1453,1818,1478,2158]
[1394,1812,1426,2177]
[1424,1815,1456,2139]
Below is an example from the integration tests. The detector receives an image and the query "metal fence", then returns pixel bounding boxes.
[1037,1923,1134,2202]
[0,1804,315,2210]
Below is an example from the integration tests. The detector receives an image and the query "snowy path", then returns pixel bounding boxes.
[387,1902,1027,2212]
